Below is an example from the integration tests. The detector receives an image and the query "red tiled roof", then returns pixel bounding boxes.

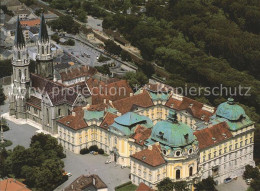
[64,174,107,191]
[60,65,97,82]
[165,96,215,122]
[20,19,40,27]
[57,108,88,130]
[131,125,152,146]
[100,112,118,130]
[112,90,154,114]
[0,178,31,191]
[26,96,41,110]
[136,182,155,191]
[87,78,133,105]
[87,103,111,111]
[194,122,233,150]
[131,144,165,167]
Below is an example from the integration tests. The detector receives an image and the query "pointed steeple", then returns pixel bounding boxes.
[14,16,25,48]
[39,14,49,42]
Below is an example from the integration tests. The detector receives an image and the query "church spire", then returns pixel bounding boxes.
[14,16,25,48]
[39,14,49,42]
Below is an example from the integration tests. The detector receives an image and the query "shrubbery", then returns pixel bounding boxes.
[98,148,104,154]
[89,145,98,152]
[80,145,105,155]
[80,147,89,155]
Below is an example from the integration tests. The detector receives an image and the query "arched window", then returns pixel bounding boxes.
[42,46,44,54]
[47,45,49,54]
[58,108,61,116]
[176,169,180,179]
[114,137,117,145]
[18,69,21,79]
[189,167,193,176]
[24,69,27,79]
[18,51,21,59]
[46,108,49,125]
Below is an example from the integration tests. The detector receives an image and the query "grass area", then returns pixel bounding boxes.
[115,183,137,191]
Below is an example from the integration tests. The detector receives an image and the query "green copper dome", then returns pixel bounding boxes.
[216,98,246,121]
[151,111,195,147]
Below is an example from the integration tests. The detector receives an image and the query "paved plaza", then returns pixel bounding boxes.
[1,103,130,191]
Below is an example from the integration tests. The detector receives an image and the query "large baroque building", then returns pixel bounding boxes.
[9,15,255,191]
[57,85,255,190]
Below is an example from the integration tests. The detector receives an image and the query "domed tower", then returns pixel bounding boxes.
[35,14,53,79]
[9,17,30,119]
[148,110,201,188]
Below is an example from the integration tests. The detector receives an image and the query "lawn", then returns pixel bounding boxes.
[115,183,137,191]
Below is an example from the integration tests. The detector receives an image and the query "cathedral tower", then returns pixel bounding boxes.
[9,17,30,119]
[36,14,53,79]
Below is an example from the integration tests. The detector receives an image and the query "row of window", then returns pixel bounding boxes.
[202,139,253,162]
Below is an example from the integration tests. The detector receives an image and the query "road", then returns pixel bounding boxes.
[216,176,249,191]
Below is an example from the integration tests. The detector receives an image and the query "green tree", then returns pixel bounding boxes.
[243,165,260,180]
[194,176,217,191]
[124,71,148,89]
[104,40,122,55]
[0,85,5,105]
[173,181,189,191]
[251,178,260,191]
[157,178,174,191]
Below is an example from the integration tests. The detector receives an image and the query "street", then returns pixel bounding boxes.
[216,176,249,191]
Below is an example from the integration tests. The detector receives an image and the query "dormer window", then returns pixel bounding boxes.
[189,148,193,154]
[189,103,193,108]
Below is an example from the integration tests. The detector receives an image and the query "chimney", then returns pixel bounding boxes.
[72,111,76,116]
[148,145,152,150]
[71,184,73,189]
[104,99,106,104]
[130,93,133,96]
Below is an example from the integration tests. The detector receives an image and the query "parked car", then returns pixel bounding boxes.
[67,172,72,177]
[105,160,111,164]
[93,152,98,155]
[224,178,232,184]
[121,165,127,169]
[90,151,94,154]
[246,178,252,185]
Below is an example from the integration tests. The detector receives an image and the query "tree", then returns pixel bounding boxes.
[194,176,217,191]
[251,178,260,191]
[89,145,98,152]
[121,50,132,62]
[243,165,260,180]
[95,64,111,75]
[173,181,189,191]
[104,40,122,55]
[0,85,5,105]
[157,178,174,191]
[51,34,60,43]
[124,71,148,89]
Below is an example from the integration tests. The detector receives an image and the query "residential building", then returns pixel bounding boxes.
[64,174,108,191]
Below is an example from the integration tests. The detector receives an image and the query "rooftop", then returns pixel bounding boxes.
[112,90,153,114]
[57,107,88,130]
[136,182,155,191]
[131,144,165,167]
[0,178,31,191]
[64,174,107,191]
[20,19,40,27]
[194,122,233,150]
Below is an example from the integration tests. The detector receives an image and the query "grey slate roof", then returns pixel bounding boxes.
[14,16,25,48]
[39,14,49,42]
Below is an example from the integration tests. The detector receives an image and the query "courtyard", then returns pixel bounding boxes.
[1,103,130,191]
